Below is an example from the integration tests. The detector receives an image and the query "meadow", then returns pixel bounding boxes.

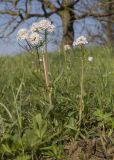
[0,46,114,160]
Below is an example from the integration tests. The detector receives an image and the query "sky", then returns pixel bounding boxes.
[0,0,101,55]
[0,11,62,55]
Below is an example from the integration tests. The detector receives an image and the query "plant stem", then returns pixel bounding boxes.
[36,46,41,73]
[43,31,52,106]
[79,49,85,127]
[43,54,49,87]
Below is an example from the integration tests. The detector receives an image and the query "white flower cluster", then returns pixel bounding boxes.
[31,19,55,33]
[28,32,42,45]
[88,56,93,62]
[17,19,55,46]
[64,44,71,51]
[17,28,28,40]
[63,36,88,52]
[73,36,88,46]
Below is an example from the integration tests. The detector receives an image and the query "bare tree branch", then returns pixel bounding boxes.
[75,12,114,20]
[0,0,113,44]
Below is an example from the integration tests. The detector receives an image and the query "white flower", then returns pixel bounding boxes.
[47,24,55,32]
[17,28,29,40]
[39,58,43,62]
[31,22,39,32]
[88,56,93,62]
[31,19,55,33]
[28,32,42,45]
[73,36,88,46]
[64,44,71,51]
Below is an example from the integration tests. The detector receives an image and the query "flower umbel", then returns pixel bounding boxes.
[17,28,28,40]
[73,36,88,46]
[30,22,39,32]
[31,19,55,33]
[64,44,71,51]
[28,32,42,45]
[88,56,93,62]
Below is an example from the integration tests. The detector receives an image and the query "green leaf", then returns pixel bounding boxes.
[16,155,30,160]
[54,69,64,84]
[65,117,77,131]
[2,144,12,154]
[40,122,47,138]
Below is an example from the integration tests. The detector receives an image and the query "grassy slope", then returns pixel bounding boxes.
[0,46,114,159]
[0,47,114,115]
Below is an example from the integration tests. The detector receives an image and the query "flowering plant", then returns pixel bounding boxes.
[31,19,55,33]
[73,36,88,46]
[17,19,55,106]
[17,19,55,50]
[64,44,71,51]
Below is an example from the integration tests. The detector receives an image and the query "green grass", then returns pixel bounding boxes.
[0,46,114,159]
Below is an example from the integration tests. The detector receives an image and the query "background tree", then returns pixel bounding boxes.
[0,0,114,47]
[104,0,114,43]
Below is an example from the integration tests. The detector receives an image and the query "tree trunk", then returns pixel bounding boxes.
[106,0,114,44]
[59,7,75,47]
